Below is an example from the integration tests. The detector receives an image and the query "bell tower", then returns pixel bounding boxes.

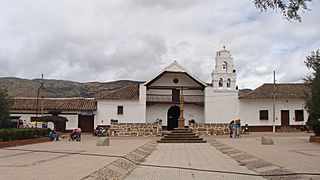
[211,46,237,90]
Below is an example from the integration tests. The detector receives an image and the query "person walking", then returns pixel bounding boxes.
[229,120,234,138]
[235,119,241,138]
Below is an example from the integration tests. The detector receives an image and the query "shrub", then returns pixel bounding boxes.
[307,115,320,136]
[0,128,50,142]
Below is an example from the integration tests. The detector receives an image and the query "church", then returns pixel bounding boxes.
[10,48,309,134]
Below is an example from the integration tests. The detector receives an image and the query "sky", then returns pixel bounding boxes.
[0,0,319,89]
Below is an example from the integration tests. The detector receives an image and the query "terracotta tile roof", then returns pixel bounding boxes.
[239,83,309,99]
[11,98,97,111]
[96,85,139,100]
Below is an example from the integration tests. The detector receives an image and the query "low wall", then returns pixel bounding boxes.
[189,123,229,136]
[310,136,320,143]
[109,121,162,136]
[109,121,229,136]
[0,137,52,148]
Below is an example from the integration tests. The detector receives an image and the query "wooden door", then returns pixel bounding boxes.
[55,121,66,132]
[167,106,180,130]
[281,110,290,126]
[78,115,94,133]
[172,89,180,104]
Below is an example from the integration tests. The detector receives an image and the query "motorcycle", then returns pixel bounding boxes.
[93,125,108,137]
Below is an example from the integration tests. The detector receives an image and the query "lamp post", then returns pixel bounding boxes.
[35,74,44,128]
[273,71,276,133]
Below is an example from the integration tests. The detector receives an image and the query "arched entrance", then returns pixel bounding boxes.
[167,105,180,130]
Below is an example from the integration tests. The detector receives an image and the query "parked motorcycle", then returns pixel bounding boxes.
[93,125,108,137]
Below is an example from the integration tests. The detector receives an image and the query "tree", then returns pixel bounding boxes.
[0,89,13,128]
[254,0,311,22]
[305,50,320,136]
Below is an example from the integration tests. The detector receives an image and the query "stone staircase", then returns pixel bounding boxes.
[157,128,206,143]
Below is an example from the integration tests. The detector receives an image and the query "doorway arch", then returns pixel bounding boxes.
[167,105,180,130]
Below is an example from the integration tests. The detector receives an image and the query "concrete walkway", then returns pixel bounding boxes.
[0,135,154,180]
[126,143,265,180]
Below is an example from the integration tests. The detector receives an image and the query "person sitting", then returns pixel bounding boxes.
[52,129,60,141]
[69,128,81,141]
[48,129,53,140]
[48,129,60,141]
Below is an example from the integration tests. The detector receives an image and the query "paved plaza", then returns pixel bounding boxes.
[0,136,153,180]
[126,143,263,180]
[211,132,320,179]
[0,132,319,180]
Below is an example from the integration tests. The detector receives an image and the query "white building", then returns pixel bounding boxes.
[10,98,96,132]
[9,47,309,132]
[95,48,309,132]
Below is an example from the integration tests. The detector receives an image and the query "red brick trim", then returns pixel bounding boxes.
[0,137,52,148]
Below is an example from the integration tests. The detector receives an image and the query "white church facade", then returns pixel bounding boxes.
[9,48,309,133]
[95,48,308,132]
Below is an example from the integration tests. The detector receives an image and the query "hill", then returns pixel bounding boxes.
[0,77,143,98]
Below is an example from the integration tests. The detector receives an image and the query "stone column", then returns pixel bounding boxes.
[178,88,185,128]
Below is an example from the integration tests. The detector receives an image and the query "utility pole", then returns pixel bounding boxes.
[35,74,44,128]
[41,74,44,118]
[273,71,276,133]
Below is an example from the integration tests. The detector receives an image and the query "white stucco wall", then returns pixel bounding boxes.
[146,104,204,126]
[61,114,78,130]
[139,84,147,123]
[239,98,308,126]
[205,87,239,123]
[96,100,145,125]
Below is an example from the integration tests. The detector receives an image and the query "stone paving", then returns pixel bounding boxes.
[0,135,154,180]
[1,132,319,180]
[208,132,320,180]
[126,143,265,180]
[84,140,158,180]
[209,140,308,180]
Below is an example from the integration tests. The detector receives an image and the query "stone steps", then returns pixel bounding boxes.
[157,139,206,143]
[157,128,206,143]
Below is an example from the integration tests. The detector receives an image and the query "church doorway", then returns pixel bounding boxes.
[167,105,180,130]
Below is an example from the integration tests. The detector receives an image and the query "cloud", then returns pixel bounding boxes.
[0,0,319,89]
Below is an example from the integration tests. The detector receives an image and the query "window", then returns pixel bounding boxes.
[259,110,268,120]
[227,78,231,87]
[219,78,223,87]
[117,106,123,115]
[222,62,227,72]
[295,110,304,121]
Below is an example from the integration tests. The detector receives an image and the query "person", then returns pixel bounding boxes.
[229,120,234,138]
[70,128,81,141]
[48,129,53,140]
[52,129,60,141]
[235,119,241,138]
[243,124,249,134]
[75,127,81,141]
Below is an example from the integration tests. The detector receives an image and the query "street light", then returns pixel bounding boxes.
[35,74,44,128]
